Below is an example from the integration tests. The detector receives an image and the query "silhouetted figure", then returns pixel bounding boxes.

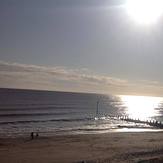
[36,132,39,138]
[31,132,34,140]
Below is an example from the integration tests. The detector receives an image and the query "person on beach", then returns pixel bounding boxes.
[30,132,34,140]
[36,132,39,138]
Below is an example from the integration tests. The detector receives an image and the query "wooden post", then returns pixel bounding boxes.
[96,101,99,117]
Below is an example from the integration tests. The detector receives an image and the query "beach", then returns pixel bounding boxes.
[0,132,163,163]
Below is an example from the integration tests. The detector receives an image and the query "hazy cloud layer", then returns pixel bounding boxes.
[0,60,163,96]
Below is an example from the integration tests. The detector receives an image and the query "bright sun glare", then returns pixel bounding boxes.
[126,0,163,25]
[120,95,162,120]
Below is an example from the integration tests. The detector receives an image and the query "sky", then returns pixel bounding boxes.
[1,0,163,96]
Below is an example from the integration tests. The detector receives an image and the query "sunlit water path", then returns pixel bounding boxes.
[120,95,163,120]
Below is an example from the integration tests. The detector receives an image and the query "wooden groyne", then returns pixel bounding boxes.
[115,116,163,129]
[95,101,163,129]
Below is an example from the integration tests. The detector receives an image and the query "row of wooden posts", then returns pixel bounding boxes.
[115,115,163,129]
[96,101,163,129]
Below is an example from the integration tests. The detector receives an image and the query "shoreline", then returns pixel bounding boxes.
[1,126,163,139]
[1,132,163,163]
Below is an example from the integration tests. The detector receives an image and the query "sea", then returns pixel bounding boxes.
[0,88,163,137]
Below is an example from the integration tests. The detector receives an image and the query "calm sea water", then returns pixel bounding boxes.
[0,88,163,137]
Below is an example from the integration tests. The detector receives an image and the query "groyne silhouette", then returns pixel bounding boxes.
[115,115,163,129]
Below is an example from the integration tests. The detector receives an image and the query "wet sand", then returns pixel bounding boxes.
[0,132,163,163]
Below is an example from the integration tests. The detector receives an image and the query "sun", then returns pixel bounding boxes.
[125,0,163,25]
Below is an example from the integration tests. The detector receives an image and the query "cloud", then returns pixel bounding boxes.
[0,60,163,96]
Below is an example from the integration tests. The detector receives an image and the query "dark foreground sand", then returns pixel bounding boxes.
[0,132,163,163]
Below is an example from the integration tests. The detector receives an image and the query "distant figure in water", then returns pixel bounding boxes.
[30,132,34,140]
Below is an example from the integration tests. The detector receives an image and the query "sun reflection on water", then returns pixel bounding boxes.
[119,95,163,120]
